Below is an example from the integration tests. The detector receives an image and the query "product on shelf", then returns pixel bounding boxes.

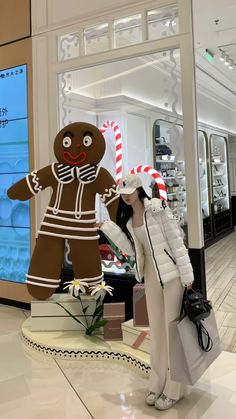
[153,133,186,225]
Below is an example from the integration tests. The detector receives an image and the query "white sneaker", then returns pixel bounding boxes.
[155,393,180,410]
[145,391,158,406]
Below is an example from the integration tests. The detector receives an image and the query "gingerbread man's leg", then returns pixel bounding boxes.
[68,239,103,287]
[26,235,65,300]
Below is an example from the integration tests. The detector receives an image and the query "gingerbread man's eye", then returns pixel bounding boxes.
[83,135,93,147]
[63,136,72,148]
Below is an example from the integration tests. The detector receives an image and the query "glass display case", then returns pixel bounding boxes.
[152,119,187,226]
[198,130,212,241]
[210,134,231,235]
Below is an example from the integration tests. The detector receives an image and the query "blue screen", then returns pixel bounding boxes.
[0,64,30,283]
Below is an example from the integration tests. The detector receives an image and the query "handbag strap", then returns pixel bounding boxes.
[195,320,213,352]
[180,287,187,320]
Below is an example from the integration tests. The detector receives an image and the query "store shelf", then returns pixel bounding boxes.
[212,162,224,165]
[211,137,231,236]
[156,158,175,163]
[162,176,176,180]
[214,196,227,201]
[153,121,187,223]
[213,185,224,188]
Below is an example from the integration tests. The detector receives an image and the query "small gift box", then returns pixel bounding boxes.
[122,319,150,354]
[103,302,125,340]
[133,284,149,327]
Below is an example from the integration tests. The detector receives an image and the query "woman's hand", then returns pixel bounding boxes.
[185,284,193,290]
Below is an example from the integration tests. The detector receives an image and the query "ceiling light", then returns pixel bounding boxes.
[224,56,230,65]
[164,18,176,27]
[218,48,236,70]
[219,51,225,61]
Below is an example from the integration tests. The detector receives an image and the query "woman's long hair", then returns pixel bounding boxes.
[116,187,151,243]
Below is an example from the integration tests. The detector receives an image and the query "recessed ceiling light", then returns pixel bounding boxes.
[228,60,233,69]
[224,56,230,65]
[219,51,225,61]
[164,18,176,27]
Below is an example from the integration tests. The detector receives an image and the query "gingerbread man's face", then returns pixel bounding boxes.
[54,122,106,166]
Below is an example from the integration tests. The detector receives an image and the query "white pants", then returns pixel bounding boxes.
[144,255,186,400]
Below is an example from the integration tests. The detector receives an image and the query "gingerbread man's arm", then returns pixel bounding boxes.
[7,165,53,201]
[96,167,119,222]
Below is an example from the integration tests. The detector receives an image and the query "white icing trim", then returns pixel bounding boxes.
[105,194,119,207]
[47,206,96,215]
[101,185,118,202]
[31,170,41,191]
[53,182,63,215]
[74,182,83,220]
[45,214,96,223]
[38,231,100,240]
[26,280,59,288]
[51,163,74,184]
[74,273,103,281]
[77,182,84,219]
[79,166,101,184]
[26,174,37,195]
[26,274,61,283]
[77,164,93,175]
[87,279,103,285]
[41,222,98,231]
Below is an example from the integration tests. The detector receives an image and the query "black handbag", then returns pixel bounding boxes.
[181,288,213,352]
[181,288,212,322]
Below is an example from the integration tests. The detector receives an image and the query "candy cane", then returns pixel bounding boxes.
[100,121,122,184]
[130,165,167,201]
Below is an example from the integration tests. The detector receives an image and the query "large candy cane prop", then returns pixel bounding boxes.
[130,165,167,201]
[100,121,122,184]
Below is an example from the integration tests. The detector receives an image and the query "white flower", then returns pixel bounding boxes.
[90,281,114,300]
[63,279,88,296]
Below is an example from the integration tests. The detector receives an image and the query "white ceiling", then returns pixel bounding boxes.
[193,0,236,101]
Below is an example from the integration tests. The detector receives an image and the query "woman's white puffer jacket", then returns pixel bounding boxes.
[101,198,194,287]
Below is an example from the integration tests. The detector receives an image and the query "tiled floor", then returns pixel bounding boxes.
[1,231,236,418]
[206,230,236,352]
[0,304,236,419]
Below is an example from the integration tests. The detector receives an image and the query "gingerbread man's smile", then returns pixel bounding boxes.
[63,151,87,166]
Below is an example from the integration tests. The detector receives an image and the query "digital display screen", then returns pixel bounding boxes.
[0,64,30,283]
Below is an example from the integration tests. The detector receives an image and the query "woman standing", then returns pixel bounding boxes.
[101,173,194,411]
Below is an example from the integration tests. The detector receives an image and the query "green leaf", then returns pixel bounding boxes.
[92,304,103,318]
[82,305,89,314]
[94,312,103,322]
[55,302,86,329]
[85,319,107,335]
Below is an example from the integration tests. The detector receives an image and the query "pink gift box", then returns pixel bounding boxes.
[133,284,149,327]
[103,302,125,340]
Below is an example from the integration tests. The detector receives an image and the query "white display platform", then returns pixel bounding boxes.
[21,318,151,377]
[122,319,150,354]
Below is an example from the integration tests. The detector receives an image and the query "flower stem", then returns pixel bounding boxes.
[55,302,86,329]
[77,293,89,330]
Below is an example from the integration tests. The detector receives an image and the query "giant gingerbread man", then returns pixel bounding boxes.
[7,122,119,300]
